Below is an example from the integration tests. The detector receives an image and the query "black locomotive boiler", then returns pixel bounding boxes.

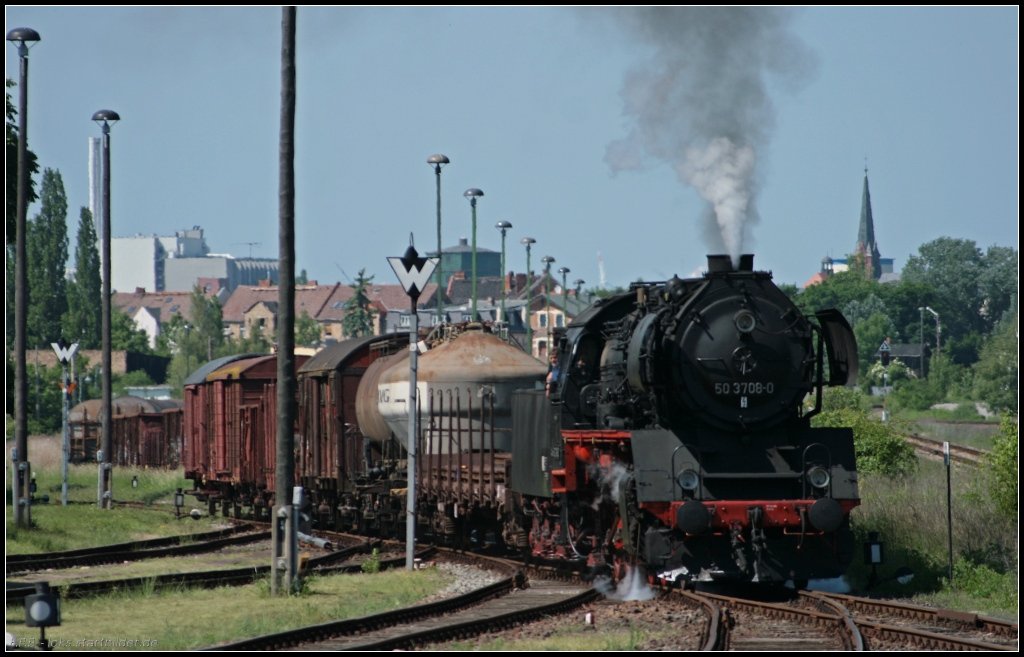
[511,254,860,585]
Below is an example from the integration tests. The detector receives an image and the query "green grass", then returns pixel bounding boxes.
[5,569,449,650]
[909,419,1002,451]
[6,436,192,506]
[5,504,224,554]
[847,458,1017,617]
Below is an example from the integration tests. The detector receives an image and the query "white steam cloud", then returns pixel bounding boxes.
[594,566,657,602]
[598,7,816,266]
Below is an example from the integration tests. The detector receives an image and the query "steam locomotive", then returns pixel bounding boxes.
[520,254,860,584]
[185,253,859,586]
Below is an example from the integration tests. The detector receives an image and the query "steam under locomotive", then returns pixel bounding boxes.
[186,253,859,586]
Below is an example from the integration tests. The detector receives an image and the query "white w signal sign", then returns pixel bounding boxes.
[51,342,79,363]
[388,241,438,300]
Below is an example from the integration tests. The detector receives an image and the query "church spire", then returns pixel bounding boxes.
[856,167,882,279]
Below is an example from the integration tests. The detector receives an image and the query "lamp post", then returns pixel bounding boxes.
[427,154,449,321]
[521,237,536,356]
[574,278,586,301]
[93,108,120,510]
[495,220,512,325]
[918,307,925,378]
[924,306,940,354]
[463,188,484,320]
[8,27,41,528]
[541,256,555,356]
[183,323,192,378]
[558,266,570,328]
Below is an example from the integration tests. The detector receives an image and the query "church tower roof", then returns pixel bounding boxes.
[856,167,883,279]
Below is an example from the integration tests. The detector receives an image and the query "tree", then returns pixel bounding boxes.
[901,238,984,353]
[295,310,321,347]
[987,415,1017,519]
[342,269,376,338]
[111,307,152,354]
[851,312,897,377]
[972,313,1018,413]
[6,79,39,351]
[64,207,102,348]
[978,245,1017,328]
[26,168,70,348]
[6,78,39,245]
[188,285,225,359]
[795,269,877,318]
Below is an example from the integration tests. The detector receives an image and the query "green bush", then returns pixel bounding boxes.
[861,358,915,390]
[812,407,916,477]
[988,415,1018,518]
[948,558,1017,611]
[361,547,381,574]
[887,377,943,412]
[818,386,868,413]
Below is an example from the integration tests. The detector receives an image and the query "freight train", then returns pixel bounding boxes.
[69,396,183,468]
[184,254,859,586]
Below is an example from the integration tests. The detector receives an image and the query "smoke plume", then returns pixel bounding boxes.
[601,8,815,265]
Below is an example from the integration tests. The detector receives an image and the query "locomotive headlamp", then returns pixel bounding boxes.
[677,469,700,492]
[806,466,830,489]
[734,309,757,334]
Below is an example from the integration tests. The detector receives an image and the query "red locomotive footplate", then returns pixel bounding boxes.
[641,499,860,531]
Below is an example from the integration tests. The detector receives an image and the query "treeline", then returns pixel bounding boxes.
[789,239,1017,414]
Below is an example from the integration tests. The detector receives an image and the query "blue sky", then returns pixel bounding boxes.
[5,7,1018,289]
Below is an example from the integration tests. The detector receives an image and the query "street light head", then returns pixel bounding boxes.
[541,255,555,265]
[7,28,41,52]
[426,153,450,166]
[463,188,484,201]
[521,237,535,246]
[495,220,512,231]
[558,266,570,276]
[574,278,585,287]
[92,109,121,127]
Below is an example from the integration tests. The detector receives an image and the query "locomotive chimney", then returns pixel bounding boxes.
[706,254,754,273]
[707,254,733,273]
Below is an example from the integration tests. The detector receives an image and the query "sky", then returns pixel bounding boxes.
[4,7,1018,290]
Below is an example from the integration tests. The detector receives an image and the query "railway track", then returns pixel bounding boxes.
[902,433,987,466]
[5,524,267,574]
[5,538,383,605]
[804,591,1018,650]
[203,550,598,651]
[689,588,1016,651]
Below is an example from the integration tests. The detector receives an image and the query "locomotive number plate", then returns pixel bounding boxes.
[713,381,775,395]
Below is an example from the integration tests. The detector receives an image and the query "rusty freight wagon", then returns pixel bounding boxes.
[69,396,183,467]
[184,353,309,517]
[295,334,406,528]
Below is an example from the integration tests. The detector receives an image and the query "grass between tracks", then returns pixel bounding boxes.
[5,435,221,554]
[5,569,450,650]
[5,504,225,554]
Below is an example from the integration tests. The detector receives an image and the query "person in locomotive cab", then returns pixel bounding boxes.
[546,353,560,396]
